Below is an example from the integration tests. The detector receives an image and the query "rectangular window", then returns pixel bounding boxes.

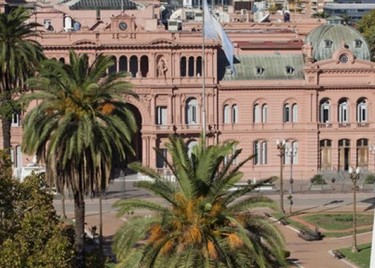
[156,148,168,169]
[156,106,167,125]
[253,141,267,165]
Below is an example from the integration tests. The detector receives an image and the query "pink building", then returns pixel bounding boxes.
[3,0,375,186]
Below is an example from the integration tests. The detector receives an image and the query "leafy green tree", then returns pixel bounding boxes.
[0,7,44,149]
[113,136,287,268]
[356,10,375,61]
[21,51,137,267]
[312,11,331,19]
[0,150,75,268]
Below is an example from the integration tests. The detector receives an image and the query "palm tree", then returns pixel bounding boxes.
[113,136,287,268]
[21,51,138,266]
[0,7,44,149]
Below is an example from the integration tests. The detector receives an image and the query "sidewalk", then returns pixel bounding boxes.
[279,222,371,268]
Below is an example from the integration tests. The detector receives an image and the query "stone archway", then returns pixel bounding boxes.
[126,104,142,167]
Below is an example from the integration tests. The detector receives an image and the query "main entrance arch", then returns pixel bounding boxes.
[126,104,142,168]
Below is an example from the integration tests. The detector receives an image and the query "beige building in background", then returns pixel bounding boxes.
[2,0,375,185]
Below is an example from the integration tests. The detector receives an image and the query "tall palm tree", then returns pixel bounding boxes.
[21,51,138,266]
[113,136,287,268]
[0,7,44,149]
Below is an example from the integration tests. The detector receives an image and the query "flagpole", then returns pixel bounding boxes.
[202,0,207,145]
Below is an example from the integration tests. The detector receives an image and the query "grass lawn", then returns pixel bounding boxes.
[301,213,373,230]
[272,212,373,238]
[338,243,371,268]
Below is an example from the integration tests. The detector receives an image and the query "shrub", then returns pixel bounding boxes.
[310,174,327,185]
[365,174,375,184]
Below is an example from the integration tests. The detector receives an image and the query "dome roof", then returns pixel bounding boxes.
[305,24,370,61]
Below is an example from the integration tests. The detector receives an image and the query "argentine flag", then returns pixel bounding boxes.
[203,0,235,74]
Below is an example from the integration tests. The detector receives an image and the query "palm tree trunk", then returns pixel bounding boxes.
[61,191,66,219]
[1,116,11,150]
[73,190,86,267]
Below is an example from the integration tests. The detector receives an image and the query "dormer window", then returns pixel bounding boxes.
[286,66,294,75]
[255,67,264,76]
[355,39,362,48]
[325,39,333,48]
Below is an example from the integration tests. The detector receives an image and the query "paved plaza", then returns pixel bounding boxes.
[54,178,375,268]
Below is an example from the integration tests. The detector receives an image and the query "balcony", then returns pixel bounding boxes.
[357,122,369,128]
[319,123,332,128]
[338,123,351,128]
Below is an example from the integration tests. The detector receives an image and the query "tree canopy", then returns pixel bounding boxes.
[356,10,375,61]
[113,135,287,268]
[0,7,44,149]
[21,50,138,266]
[0,150,74,268]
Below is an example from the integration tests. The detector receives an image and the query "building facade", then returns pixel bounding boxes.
[2,0,375,184]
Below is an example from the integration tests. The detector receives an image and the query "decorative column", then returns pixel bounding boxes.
[150,136,157,169]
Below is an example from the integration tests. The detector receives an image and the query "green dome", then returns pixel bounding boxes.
[305,24,370,61]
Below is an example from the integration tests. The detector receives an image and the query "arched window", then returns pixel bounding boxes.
[223,104,230,124]
[188,56,194,77]
[338,98,349,123]
[224,144,237,165]
[59,57,65,63]
[186,98,198,125]
[180,57,187,77]
[262,104,268,123]
[11,112,21,127]
[129,56,138,78]
[223,103,238,124]
[196,56,202,77]
[140,55,148,77]
[357,98,367,123]
[283,104,290,122]
[108,56,117,74]
[320,99,331,123]
[119,56,127,72]
[253,104,260,123]
[232,104,238,123]
[187,140,198,157]
[292,104,298,122]
[253,140,267,165]
[283,103,298,123]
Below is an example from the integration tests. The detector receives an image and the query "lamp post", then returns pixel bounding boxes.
[286,144,297,214]
[286,145,297,195]
[370,146,375,266]
[348,166,360,253]
[276,139,286,214]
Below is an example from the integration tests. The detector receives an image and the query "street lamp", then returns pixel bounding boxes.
[286,144,297,214]
[286,144,297,195]
[348,166,360,253]
[276,139,286,214]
